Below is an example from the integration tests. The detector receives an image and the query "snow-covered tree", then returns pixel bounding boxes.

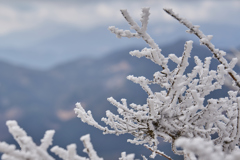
[1,7,240,160]
[75,7,240,160]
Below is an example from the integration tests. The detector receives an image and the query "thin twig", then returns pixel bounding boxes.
[164,8,240,89]
[144,144,173,160]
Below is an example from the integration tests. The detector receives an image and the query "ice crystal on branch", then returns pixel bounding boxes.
[51,134,103,160]
[0,121,135,160]
[0,120,55,160]
[176,137,240,160]
[163,8,240,88]
[75,7,240,159]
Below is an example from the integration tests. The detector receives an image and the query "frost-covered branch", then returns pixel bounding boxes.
[144,144,172,160]
[80,134,103,160]
[163,8,240,88]
[175,137,240,160]
[51,134,103,160]
[109,8,169,71]
[0,120,55,160]
[119,152,135,160]
[51,134,138,160]
[51,144,87,160]
[75,7,240,160]
[0,120,138,160]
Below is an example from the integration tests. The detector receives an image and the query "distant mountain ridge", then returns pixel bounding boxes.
[0,39,235,159]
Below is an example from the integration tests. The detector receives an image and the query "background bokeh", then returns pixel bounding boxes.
[0,0,239,69]
[0,0,239,159]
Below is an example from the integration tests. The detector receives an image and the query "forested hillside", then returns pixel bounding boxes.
[0,39,236,159]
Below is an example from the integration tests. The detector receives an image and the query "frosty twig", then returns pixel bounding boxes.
[75,8,240,159]
[164,8,240,89]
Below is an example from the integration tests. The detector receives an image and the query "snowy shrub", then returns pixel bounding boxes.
[0,120,55,160]
[75,8,240,160]
[0,120,135,160]
[1,7,240,160]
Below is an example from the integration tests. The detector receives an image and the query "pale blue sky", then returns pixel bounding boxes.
[0,0,239,69]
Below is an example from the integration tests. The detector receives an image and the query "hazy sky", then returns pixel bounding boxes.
[0,0,239,69]
[0,1,239,35]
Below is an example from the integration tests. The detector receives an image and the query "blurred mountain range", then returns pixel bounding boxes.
[0,39,238,159]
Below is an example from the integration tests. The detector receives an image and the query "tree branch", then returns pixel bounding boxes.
[163,8,240,89]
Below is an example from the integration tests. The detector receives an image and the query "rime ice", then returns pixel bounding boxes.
[75,8,240,160]
[0,7,239,160]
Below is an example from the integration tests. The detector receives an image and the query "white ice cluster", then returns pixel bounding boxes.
[0,121,136,160]
[176,137,240,160]
[51,133,103,160]
[75,8,240,159]
[0,120,55,160]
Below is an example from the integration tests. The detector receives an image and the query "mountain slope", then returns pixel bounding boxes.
[0,39,233,159]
